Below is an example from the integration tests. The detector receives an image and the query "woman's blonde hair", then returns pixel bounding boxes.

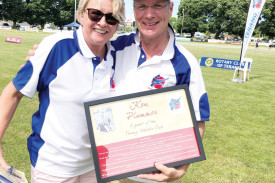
[77,0,125,24]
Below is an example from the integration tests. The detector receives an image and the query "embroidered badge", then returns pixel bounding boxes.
[110,77,115,89]
[150,75,169,89]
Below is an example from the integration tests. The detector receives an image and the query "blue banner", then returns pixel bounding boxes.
[175,37,191,42]
[200,57,240,70]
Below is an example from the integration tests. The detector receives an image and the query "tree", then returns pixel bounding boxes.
[176,0,251,38]
[208,0,249,39]
[169,17,177,30]
[25,0,78,29]
[176,0,213,36]
[0,0,26,28]
[259,0,275,39]
[50,0,78,29]
[26,0,51,29]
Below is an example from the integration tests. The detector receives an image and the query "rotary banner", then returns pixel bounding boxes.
[200,57,240,70]
[240,0,266,62]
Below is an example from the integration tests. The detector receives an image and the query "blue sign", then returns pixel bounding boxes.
[175,37,191,42]
[200,57,240,70]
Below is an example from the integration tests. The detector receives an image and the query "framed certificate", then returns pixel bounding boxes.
[84,85,205,183]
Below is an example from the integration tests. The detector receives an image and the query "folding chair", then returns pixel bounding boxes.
[233,58,253,82]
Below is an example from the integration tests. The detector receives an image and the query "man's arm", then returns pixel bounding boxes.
[137,121,205,182]
[25,44,38,62]
[0,82,23,171]
[198,121,205,138]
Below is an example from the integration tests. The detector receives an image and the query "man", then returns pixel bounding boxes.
[25,1,210,182]
[110,0,210,182]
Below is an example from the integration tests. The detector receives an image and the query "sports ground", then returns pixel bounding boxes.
[0,30,274,182]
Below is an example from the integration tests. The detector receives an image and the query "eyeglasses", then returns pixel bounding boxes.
[86,8,119,25]
[134,1,170,13]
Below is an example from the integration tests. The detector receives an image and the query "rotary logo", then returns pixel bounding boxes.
[205,58,214,67]
[253,0,263,8]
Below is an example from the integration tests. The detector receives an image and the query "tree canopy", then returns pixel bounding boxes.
[259,0,275,39]
[0,0,26,28]
[0,0,274,38]
[0,0,78,29]
[176,0,274,39]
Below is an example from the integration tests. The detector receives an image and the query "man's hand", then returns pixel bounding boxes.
[137,121,205,182]
[21,44,39,68]
[137,162,189,182]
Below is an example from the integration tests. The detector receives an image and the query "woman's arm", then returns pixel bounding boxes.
[0,82,23,171]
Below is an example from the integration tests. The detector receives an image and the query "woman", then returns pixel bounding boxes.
[0,0,125,182]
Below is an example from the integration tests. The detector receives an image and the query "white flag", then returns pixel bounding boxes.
[240,0,266,62]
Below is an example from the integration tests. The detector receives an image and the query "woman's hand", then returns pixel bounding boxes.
[0,144,11,171]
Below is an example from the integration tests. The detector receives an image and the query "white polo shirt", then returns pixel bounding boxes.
[12,27,115,177]
[111,25,210,122]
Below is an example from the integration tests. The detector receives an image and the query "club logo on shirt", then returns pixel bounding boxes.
[150,75,169,89]
[169,97,181,111]
[110,77,115,90]
[253,0,263,8]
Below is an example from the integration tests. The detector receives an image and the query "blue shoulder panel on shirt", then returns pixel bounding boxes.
[37,39,78,91]
[199,93,210,121]
[28,38,78,167]
[111,33,136,51]
[12,61,33,91]
[171,46,191,85]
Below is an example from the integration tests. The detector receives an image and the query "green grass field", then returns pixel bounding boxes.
[0,30,274,182]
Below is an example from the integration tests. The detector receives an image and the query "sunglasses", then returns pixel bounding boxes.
[86,8,119,25]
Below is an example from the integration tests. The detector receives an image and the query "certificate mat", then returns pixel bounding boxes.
[84,85,205,183]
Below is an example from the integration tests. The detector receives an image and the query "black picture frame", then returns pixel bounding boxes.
[84,85,205,183]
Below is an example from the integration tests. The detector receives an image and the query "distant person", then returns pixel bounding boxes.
[0,0,125,182]
[269,39,272,50]
[256,39,259,49]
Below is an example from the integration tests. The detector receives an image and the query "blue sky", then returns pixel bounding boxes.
[124,0,181,20]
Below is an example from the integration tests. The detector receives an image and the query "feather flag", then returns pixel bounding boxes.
[240,0,266,62]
